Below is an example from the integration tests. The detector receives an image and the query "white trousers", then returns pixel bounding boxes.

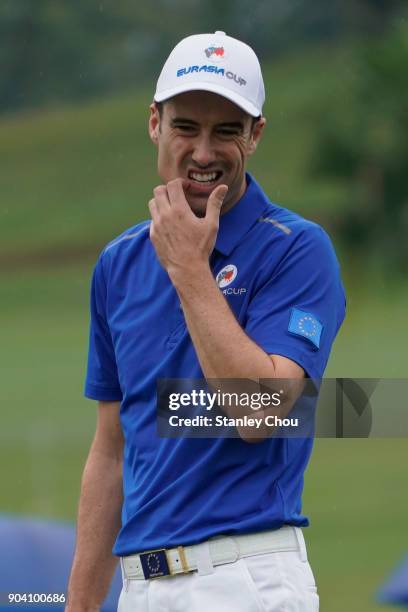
[118,529,319,612]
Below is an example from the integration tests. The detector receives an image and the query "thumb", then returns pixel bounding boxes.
[206,184,228,223]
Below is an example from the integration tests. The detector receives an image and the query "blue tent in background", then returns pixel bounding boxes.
[377,553,408,608]
[0,515,122,612]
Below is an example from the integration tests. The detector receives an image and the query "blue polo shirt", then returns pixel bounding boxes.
[85,173,345,556]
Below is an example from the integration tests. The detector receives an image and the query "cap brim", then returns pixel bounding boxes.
[154,82,261,117]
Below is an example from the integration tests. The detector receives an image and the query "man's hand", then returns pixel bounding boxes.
[148,178,304,443]
[148,178,228,278]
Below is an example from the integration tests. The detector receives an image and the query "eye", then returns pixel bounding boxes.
[174,124,197,133]
[217,128,241,137]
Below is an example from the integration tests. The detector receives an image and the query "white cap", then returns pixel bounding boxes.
[154,31,265,117]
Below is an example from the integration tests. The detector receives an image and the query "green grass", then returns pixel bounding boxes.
[325,277,408,378]
[0,263,94,517]
[306,439,408,612]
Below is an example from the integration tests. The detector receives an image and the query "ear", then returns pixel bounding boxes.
[247,116,266,156]
[148,102,160,146]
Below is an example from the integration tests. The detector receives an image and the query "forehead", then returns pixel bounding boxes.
[162,91,249,125]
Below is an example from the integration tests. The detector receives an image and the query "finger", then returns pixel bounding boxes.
[166,178,190,212]
[149,220,155,242]
[205,184,228,224]
[148,198,159,221]
[153,185,170,213]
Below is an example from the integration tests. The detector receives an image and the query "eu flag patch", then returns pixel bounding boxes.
[140,549,170,579]
[288,308,323,349]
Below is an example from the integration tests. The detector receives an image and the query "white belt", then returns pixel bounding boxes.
[121,526,300,580]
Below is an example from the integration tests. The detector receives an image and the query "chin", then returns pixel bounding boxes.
[186,197,207,218]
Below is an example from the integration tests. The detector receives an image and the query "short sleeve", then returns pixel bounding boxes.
[245,225,346,380]
[84,256,123,401]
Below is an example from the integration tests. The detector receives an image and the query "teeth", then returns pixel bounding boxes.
[189,171,218,183]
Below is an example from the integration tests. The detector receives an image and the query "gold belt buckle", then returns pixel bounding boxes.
[177,545,190,573]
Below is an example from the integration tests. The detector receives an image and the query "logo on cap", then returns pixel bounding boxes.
[204,45,225,61]
[216,264,237,288]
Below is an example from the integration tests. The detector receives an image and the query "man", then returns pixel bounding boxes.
[67,31,345,611]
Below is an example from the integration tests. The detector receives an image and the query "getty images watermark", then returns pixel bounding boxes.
[156,379,408,439]
[166,388,296,431]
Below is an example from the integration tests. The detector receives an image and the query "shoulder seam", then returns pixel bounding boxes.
[258,216,292,235]
[103,222,151,254]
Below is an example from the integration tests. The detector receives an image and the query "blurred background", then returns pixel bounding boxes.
[1,1,407,610]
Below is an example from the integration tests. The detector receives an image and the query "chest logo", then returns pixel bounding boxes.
[216,264,238,288]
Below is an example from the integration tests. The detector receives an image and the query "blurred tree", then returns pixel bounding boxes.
[339,0,406,36]
[0,0,196,112]
[310,21,408,274]
[0,0,406,114]
[198,0,406,57]
[0,0,110,110]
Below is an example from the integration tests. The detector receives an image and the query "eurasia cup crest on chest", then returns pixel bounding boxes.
[216,265,238,288]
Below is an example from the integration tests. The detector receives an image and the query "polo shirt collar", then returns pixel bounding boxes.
[215,173,270,257]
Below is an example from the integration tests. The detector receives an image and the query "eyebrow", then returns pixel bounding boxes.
[170,118,198,126]
[217,122,245,130]
[170,118,245,130]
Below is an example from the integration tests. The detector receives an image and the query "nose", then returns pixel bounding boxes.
[191,134,216,167]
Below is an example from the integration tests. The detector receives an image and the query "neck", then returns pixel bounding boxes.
[220,175,247,216]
